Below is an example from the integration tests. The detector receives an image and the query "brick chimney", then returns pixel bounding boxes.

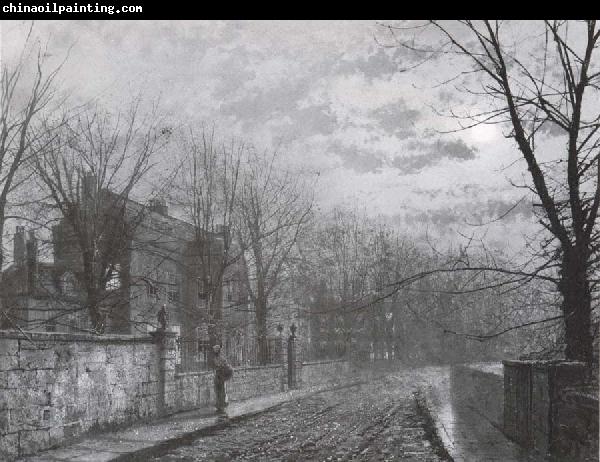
[13,226,26,266]
[26,230,38,291]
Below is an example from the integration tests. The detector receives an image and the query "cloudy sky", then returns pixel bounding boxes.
[1,20,541,251]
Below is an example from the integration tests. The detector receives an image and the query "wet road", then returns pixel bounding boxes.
[151,373,447,461]
[148,365,537,462]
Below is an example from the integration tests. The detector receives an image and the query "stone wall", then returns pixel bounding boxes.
[503,359,598,461]
[168,371,215,413]
[553,388,599,461]
[456,360,599,461]
[228,364,286,401]
[167,359,353,414]
[0,329,353,460]
[530,361,596,459]
[0,330,161,459]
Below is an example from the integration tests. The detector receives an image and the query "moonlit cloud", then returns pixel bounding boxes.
[392,138,478,174]
[1,20,542,251]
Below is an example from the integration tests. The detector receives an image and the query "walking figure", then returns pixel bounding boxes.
[212,344,233,414]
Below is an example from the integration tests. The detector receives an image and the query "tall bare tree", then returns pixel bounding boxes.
[0,28,63,271]
[32,99,168,332]
[170,126,245,357]
[313,208,372,355]
[236,149,314,363]
[382,20,600,362]
[296,205,556,364]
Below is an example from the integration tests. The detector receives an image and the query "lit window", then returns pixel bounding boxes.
[106,264,121,291]
[196,325,210,363]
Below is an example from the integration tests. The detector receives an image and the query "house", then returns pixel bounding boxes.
[0,226,82,331]
[0,177,251,371]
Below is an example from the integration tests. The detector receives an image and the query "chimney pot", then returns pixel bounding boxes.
[14,227,26,266]
[82,172,98,202]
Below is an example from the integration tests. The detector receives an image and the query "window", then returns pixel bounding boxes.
[197,277,211,300]
[106,264,121,291]
[165,271,179,303]
[147,283,157,297]
[146,268,158,297]
[45,312,56,332]
[168,288,180,303]
[196,325,210,364]
[196,339,210,363]
[224,280,234,302]
[171,325,181,365]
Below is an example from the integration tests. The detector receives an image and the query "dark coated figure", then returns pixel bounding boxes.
[212,344,233,414]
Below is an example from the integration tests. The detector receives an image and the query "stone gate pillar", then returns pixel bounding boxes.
[287,324,298,389]
[151,330,177,416]
[276,325,286,391]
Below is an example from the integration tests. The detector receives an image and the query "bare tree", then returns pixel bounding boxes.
[0,27,67,333]
[32,99,168,332]
[314,208,372,357]
[236,149,314,363]
[0,28,64,271]
[295,205,554,364]
[295,208,411,360]
[170,125,245,360]
[381,20,600,362]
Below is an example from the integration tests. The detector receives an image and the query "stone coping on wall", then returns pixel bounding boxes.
[561,388,599,408]
[301,358,348,366]
[175,370,213,378]
[531,360,588,370]
[502,358,587,368]
[0,328,155,344]
[456,361,503,376]
[233,363,284,372]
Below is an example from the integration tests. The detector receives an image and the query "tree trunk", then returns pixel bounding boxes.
[0,224,4,327]
[255,298,269,364]
[0,218,5,272]
[560,248,593,362]
[87,288,105,333]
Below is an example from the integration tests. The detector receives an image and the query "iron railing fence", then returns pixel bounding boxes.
[177,336,210,373]
[223,335,284,367]
[177,335,284,373]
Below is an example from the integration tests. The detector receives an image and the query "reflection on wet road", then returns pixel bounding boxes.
[411,365,537,462]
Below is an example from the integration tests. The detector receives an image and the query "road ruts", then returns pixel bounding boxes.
[152,375,445,461]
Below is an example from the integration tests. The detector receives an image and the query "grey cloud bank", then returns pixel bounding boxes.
[1,20,537,250]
